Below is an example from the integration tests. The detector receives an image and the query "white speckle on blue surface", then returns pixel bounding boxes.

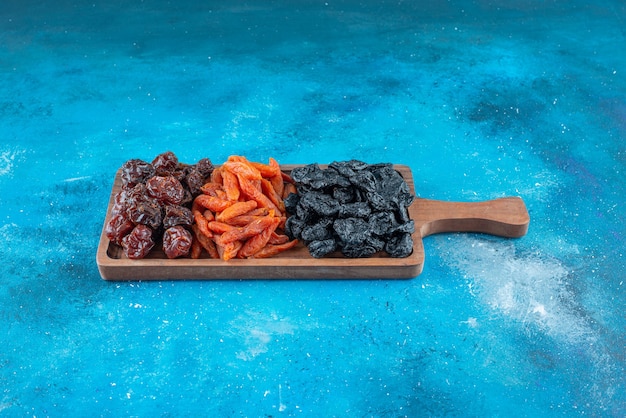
[445,235,592,343]
[0,148,24,177]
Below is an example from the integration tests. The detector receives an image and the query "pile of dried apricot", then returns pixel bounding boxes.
[190,155,298,260]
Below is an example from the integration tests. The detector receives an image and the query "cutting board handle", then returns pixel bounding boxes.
[415,197,530,238]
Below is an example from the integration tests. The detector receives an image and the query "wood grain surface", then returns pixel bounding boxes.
[96,165,529,280]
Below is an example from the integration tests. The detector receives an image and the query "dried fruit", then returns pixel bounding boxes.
[122,224,155,259]
[120,159,155,188]
[286,161,415,258]
[146,175,186,205]
[189,155,297,260]
[107,151,214,259]
[151,151,179,174]
[163,205,193,229]
[162,226,193,259]
[105,212,135,245]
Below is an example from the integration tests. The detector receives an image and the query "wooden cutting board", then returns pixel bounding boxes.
[96,165,529,280]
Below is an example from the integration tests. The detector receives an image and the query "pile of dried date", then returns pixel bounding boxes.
[105,151,214,259]
[284,160,415,258]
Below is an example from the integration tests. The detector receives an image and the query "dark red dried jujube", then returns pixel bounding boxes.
[163,205,193,228]
[105,212,135,245]
[152,151,179,175]
[126,184,163,229]
[120,159,155,188]
[146,175,185,205]
[122,224,155,259]
[109,152,215,259]
[162,226,193,259]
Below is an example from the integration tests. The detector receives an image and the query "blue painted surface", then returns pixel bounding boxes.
[1,1,625,416]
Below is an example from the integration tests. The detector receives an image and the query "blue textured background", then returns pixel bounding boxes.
[1,1,624,416]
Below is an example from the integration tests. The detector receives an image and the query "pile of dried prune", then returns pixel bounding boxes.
[105,151,213,259]
[284,160,415,258]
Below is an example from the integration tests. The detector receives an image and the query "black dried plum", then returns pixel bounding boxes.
[283,192,300,214]
[299,191,339,217]
[332,187,355,204]
[329,160,369,177]
[397,205,412,223]
[366,191,392,211]
[288,160,415,258]
[291,163,350,191]
[310,170,351,190]
[308,239,337,258]
[295,201,316,222]
[342,243,378,258]
[385,232,413,258]
[368,211,397,236]
[349,170,377,192]
[372,165,414,207]
[290,164,320,184]
[285,216,307,240]
[393,220,415,235]
[300,217,334,242]
[340,234,385,258]
[333,217,370,245]
[368,235,386,252]
[338,202,371,218]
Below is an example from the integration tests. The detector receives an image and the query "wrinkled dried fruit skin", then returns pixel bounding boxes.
[333,217,370,246]
[349,170,377,193]
[342,241,379,258]
[301,217,334,242]
[283,192,300,214]
[286,160,415,258]
[332,187,355,204]
[368,211,396,236]
[105,212,135,245]
[111,189,131,216]
[195,158,214,176]
[120,159,155,188]
[126,184,163,229]
[122,224,155,259]
[162,226,193,259]
[163,205,193,228]
[385,232,413,258]
[152,151,178,175]
[290,164,319,184]
[171,168,188,183]
[185,169,205,196]
[285,216,306,240]
[393,219,415,235]
[299,191,340,217]
[329,159,369,176]
[339,202,371,219]
[308,239,337,258]
[146,175,185,205]
[109,152,215,259]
